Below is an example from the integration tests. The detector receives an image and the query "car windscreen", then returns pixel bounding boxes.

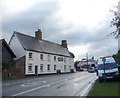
[97,62,117,70]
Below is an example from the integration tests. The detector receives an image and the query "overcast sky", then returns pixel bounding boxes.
[1,0,119,61]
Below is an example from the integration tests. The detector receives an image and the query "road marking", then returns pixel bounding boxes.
[21,85,25,87]
[5,84,10,86]
[79,77,97,96]
[43,81,46,83]
[12,78,71,96]
[10,73,96,96]
[12,84,49,96]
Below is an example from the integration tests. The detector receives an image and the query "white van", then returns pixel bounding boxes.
[96,56,119,82]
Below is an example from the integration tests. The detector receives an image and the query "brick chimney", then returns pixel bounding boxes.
[35,29,42,40]
[61,40,67,48]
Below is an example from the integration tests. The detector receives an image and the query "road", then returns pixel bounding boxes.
[2,71,97,96]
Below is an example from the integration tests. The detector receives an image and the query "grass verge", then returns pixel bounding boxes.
[88,79,120,96]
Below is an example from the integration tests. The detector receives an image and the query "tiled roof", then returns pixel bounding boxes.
[0,39,16,58]
[15,32,72,57]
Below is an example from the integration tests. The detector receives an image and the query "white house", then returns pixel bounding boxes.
[9,29,75,75]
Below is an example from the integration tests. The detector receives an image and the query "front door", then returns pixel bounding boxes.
[35,66,38,76]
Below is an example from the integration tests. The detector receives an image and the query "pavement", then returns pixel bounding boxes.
[2,71,97,96]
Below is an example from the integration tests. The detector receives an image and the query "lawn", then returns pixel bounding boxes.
[88,79,120,96]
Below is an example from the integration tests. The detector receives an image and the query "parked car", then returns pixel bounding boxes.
[87,67,95,73]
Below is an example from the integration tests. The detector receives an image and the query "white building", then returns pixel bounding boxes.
[9,29,75,75]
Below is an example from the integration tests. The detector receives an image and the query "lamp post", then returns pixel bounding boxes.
[102,58,106,82]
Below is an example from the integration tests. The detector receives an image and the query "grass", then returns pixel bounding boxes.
[88,79,120,96]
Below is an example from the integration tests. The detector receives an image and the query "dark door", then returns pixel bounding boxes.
[35,66,38,76]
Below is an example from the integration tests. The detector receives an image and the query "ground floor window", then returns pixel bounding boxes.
[47,64,50,71]
[54,65,56,70]
[64,65,66,71]
[69,65,71,69]
[40,64,43,71]
[28,64,33,72]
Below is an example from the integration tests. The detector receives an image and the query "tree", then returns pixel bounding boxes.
[110,6,120,38]
[110,3,120,56]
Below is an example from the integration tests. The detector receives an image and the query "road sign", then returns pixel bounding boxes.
[102,58,106,63]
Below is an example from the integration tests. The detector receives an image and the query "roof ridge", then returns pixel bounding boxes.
[15,32,63,47]
[15,32,35,39]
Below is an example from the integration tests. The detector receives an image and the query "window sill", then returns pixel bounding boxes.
[28,71,33,73]
[29,58,33,60]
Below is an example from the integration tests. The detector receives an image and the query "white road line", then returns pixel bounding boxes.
[12,85,49,96]
[12,74,94,96]
[80,83,93,96]
[4,84,10,86]
[79,77,97,96]
[12,77,72,96]
[43,81,46,83]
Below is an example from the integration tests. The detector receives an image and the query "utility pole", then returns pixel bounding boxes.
[86,53,88,66]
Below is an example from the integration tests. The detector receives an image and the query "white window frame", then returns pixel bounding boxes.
[40,54,44,60]
[47,55,51,61]
[54,65,57,70]
[29,52,33,60]
[64,57,66,63]
[64,65,66,71]
[47,64,50,71]
[28,64,33,73]
[69,65,71,69]
[40,64,43,72]
[54,56,57,61]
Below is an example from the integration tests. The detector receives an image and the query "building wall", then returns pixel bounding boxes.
[2,44,14,63]
[15,56,25,77]
[0,40,2,64]
[25,50,74,75]
[9,34,26,60]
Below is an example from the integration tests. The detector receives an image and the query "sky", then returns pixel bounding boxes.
[1,0,119,61]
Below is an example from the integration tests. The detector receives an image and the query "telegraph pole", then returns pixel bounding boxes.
[86,53,88,66]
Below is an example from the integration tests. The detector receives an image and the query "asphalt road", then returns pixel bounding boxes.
[2,71,97,96]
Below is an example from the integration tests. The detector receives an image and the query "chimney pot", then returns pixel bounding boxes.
[35,29,42,40]
[61,40,67,48]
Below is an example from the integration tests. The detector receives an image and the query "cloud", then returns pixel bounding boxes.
[2,0,118,60]
[2,1,60,41]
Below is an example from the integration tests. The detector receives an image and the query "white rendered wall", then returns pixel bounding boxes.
[9,33,26,60]
[25,50,74,75]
